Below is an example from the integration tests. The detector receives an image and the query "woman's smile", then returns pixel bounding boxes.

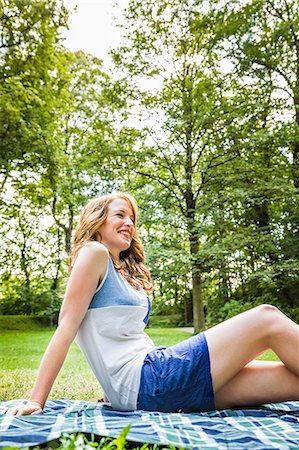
[98,198,135,259]
[118,229,132,240]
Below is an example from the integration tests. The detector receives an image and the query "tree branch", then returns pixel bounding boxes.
[133,169,187,216]
[148,134,185,196]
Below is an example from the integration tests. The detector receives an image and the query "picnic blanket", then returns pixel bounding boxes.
[0,400,299,449]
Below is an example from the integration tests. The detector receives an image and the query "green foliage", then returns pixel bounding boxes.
[0,0,298,328]
[113,0,252,331]
[58,426,133,450]
[0,276,63,322]
[0,6,128,313]
[0,0,69,180]
[56,428,180,449]
[21,427,181,450]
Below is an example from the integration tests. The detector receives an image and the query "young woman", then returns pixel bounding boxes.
[3,192,299,416]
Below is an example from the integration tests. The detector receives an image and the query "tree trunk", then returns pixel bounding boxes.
[20,241,30,289]
[293,93,299,189]
[186,200,205,332]
[65,225,72,255]
[51,229,62,290]
[192,270,205,332]
[219,263,230,303]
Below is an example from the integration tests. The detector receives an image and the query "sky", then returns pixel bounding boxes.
[63,0,128,66]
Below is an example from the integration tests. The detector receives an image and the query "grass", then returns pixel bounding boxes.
[0,327,278,402]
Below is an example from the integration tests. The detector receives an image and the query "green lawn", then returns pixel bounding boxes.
[0,327,278,402]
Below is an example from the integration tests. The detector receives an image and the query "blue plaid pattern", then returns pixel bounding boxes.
[1,400,299,449]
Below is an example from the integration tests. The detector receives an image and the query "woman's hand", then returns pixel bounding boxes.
[97,394,109,403]
[2,400,43,416]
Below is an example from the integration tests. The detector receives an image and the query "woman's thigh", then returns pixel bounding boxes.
[205,305,278,393]
[214,360,299,408]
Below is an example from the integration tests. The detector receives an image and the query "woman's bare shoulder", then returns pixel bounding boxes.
[84,241,109,253]
[79,241,109,261]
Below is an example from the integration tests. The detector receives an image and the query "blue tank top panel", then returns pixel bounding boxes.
[89,257,151,324]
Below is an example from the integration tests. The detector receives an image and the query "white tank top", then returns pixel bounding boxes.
[75,257,155,410]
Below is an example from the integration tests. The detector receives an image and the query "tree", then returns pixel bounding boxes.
[0,0,69,193]
[112,0,264,331]
[39,50,126,255]
[212,0,299,186]
[207,0,299,310]
[0,193,60,316]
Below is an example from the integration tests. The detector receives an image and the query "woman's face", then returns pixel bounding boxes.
[98,198,135,259]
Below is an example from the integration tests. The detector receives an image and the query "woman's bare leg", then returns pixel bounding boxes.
[215,360,299,409]
[204,304,299,393]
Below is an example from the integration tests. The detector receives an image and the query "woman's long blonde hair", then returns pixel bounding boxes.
[69,192,153,292]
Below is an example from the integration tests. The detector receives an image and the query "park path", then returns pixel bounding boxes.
[180,327,194,333]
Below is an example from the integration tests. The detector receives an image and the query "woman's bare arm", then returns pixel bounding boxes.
[2,242,108,416]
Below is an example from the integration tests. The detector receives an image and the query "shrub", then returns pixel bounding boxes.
[0,314,51,331]
[148,314,182,327]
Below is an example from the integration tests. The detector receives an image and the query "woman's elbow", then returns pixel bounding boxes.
[56,316,81,342]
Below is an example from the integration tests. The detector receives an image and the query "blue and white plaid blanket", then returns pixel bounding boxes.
[1,400,299,449]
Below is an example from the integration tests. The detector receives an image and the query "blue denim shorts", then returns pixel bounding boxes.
[137,332,215,413]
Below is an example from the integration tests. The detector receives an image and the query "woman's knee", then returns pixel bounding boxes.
[253,304,283,337]
[255,304,280,315]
